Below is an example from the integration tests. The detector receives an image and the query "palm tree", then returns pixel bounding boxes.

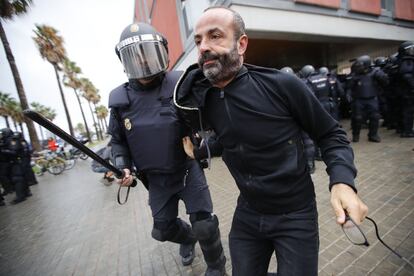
[75,122,85,136]
[0,91,13,128]
[0,0,41,150]
[33,24,74,136]
[95,105,109,134]
[8,100,25,133]
[80,77,101,140]
[62,58,91,141]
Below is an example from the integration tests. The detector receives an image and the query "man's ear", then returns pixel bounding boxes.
[238,34,248,55]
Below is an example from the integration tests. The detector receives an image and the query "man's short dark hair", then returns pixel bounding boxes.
[204,6,246,40]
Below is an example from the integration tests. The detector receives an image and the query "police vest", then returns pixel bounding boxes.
[351,70,380,99]
[308,74,331,100]
[109,71,187,173]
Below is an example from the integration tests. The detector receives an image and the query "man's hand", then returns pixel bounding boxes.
[182,136,195,159]
[331,183,368,225]
[117,168,134,187]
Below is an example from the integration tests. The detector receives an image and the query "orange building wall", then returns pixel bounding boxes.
[394,0,414,21]
[134,0,183,68]
[349,0,381,15]
[295,0,341,9]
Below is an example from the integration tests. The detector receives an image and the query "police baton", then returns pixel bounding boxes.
[23,109,136,205]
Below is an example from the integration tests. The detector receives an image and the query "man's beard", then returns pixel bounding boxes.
[198,44,241,85]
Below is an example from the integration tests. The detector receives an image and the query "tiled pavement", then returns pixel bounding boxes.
[0,120,413,276]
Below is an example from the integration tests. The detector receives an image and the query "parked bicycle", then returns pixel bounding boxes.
[31,150,66,176]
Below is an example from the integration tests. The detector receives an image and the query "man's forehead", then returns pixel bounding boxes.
[195,9,234,34]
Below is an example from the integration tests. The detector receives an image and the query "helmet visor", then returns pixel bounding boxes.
[118,40,168,79]
[405,45,414,56]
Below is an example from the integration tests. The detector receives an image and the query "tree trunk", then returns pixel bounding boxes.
[74,89,91,141]
[53,65,74,136]
[2,116,10,128]
[87,101,99,141]
[0,21,41,151]
[19,122,24,135]
[38,125,44,142]
[93,103,103,140]
[104,117,108,129]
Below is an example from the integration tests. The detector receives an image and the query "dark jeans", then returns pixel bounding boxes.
[229,197,319,276]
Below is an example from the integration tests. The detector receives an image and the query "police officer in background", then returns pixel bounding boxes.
[321,67,345,121]
[0,128,12,206]
[0,128,31,204]
[382,53,401,132]
[108,23,226,275]
[347,55,389,142]
[13,132,37,187]
[300,65,320,169]
[397,41,414,137]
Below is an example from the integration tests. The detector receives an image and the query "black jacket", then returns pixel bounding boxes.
[174,63,357,214]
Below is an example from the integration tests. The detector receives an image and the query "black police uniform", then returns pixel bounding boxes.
[347,66,388,142]
[397,53,414,137]
[1,132,30,203]
[175,63,357,276]
[108,71,226,272]
[0,129,14,199]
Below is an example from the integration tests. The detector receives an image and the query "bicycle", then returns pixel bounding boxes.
[31,150,66,176]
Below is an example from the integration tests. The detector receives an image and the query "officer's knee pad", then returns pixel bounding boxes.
[191,214,219,241]
[151,219,179,242]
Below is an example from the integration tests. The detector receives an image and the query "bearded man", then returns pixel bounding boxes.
[174,6,368,276]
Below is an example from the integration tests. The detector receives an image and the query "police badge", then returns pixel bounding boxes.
[124,118,132,130]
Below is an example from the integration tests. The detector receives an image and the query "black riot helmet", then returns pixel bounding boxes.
[0,128,13,140]
[374,56,387,68]
[115,23,169,80]
[12,131,23,139]
[280,66,294,75]
[299,65,315,78]
[318,67,329,76]
[398,41,414,57]
[353,55,371,74]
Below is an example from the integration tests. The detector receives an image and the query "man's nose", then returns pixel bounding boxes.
[198,39,211,54]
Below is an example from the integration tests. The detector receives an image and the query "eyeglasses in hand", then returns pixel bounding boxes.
[342,215,413,268]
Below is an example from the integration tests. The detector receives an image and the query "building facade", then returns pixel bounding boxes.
[134,0,414,73]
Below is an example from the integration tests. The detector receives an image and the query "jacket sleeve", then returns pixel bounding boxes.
[107,108,133,170]
[279,74,357,192]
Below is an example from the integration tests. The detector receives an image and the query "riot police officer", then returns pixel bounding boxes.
[397,41,414,137]
[298,65,317,172]
[108,23,226,275]
[13,132,37,187]
[347,55,389,142]
[0,128,13,206]
[0,128,30,204]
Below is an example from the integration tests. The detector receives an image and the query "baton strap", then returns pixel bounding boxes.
[117,185,131,205]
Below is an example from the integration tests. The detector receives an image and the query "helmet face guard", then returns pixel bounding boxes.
[404,44,414,56]
[116,34,169,79]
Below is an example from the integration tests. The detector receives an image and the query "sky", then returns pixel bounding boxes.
[0,0,134,136]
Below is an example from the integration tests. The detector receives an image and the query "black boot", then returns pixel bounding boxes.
[180,242,196,266]
[368,119,381,142]
[400,131,414,138]
[352,134,359,142]
[173,220,197,266]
